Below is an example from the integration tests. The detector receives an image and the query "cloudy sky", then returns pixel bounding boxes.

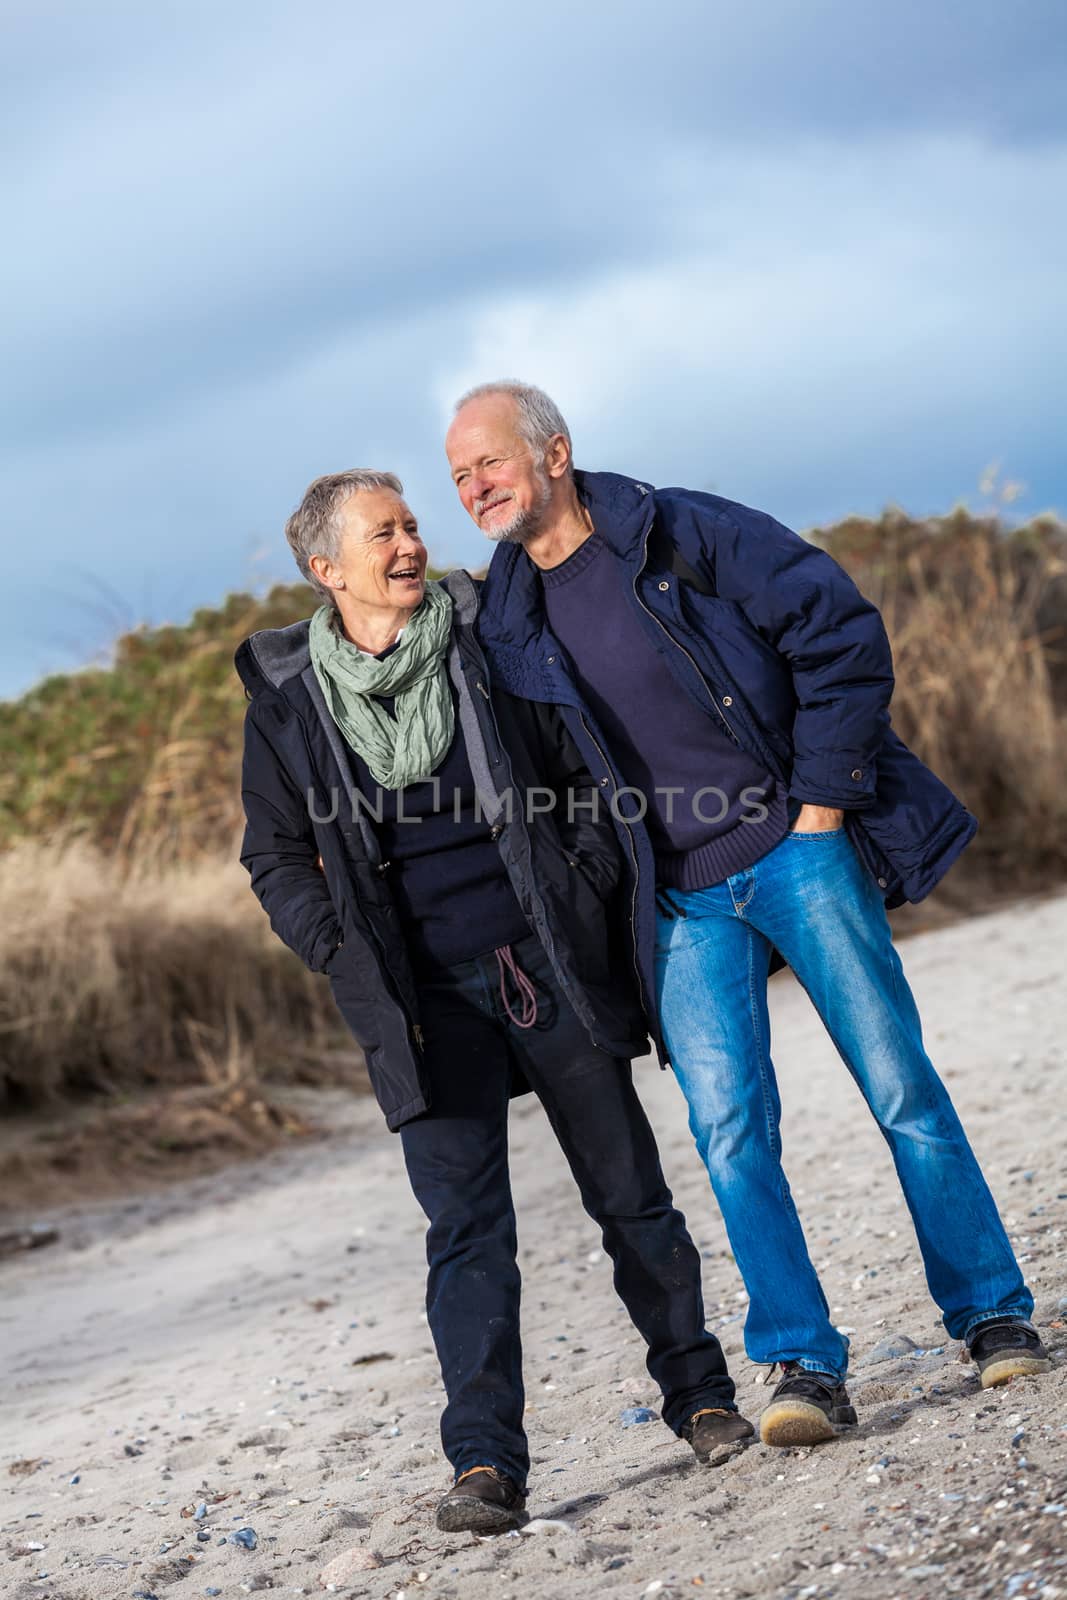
[3,0,1065,698]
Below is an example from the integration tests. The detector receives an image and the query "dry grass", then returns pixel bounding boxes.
[0,841,362,1109]
[1,516,1065,1136]
[818,511,1067,894]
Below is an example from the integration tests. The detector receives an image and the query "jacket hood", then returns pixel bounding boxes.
[235,617,311,696]
[234,571,480,698]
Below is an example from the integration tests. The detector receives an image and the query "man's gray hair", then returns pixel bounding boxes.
[453,380,573,467]
[285,468,403,603]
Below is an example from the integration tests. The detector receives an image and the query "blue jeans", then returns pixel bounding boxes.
[400,933,736,1490]
[655,826,1033,1381]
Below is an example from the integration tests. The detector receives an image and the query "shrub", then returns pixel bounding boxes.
[0,841,360,1109]
[814,511,1067,893]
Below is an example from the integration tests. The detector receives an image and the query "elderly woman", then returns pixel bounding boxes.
[235,469,751,1533]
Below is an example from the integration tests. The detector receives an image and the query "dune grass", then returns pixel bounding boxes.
[816,509,1067,892]
[0,842,358,1109]
[1,515,1065,1113]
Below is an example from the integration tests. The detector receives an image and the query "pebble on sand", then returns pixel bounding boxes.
[230,1527,259,1550]
[620,1406,657,1427]
[318,1547,383,1587]
[857,1333,921,1365]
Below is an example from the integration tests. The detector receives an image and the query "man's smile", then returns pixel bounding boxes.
[477,494,513,519]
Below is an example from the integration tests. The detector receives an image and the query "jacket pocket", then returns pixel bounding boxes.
[567,847,619,903]
[325,941,385,1058]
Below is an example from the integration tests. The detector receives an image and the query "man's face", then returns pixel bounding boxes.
[445,395,552,543]
[329,489,428,612]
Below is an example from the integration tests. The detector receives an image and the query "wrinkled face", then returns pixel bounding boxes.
[326,489,428,612]
[445,394,552,543]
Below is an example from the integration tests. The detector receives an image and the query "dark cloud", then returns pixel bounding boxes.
[1,0,1065,696]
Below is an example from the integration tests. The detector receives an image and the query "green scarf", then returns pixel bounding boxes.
[308,583,455,789]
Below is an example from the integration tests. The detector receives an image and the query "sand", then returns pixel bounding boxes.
[3,893,1065,1600]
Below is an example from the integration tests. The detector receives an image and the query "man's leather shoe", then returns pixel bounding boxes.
[681,1407,755,1464]
[435,1465,527,1534]
[759,1363,857,1446]
[968,1319,1051,1388]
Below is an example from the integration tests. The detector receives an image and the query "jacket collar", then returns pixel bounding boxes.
[575,468,656,562]
[477,469,656,679]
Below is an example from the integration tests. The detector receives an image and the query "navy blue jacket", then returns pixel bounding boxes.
[235,569,647,1130]
[477,470,977,1053]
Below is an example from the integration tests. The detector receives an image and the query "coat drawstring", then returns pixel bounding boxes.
[494,944,539,1029]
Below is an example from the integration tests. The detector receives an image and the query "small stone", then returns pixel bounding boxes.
[194,1500,208,1520]
[620,1406,657,1427]
[238,1426,293,1449]
[230,1527,259,1550]
[69,1473,81,1485]
[319,1547,383,1586]
[205,1590,222,1597]
[521,1518,575,1535]
[858,1334,921,1366]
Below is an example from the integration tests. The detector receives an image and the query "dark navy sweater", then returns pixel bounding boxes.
[539,531,789,889]
[347,681,529,973]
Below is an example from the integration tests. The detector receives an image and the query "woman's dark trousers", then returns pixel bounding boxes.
[399,934,735,1490]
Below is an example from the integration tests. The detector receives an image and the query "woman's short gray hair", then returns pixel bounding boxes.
[453,380,573,467]
[285,469,403,603]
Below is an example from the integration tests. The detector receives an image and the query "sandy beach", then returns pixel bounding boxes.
[3,893,1065,1600]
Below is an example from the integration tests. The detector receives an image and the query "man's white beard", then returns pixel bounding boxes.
[484,469,552,545]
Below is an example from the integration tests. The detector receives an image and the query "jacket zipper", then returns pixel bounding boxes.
[632,527,741,746]
[470,650,600,1032]
[474,674,507,768]
[577,710,646,1010]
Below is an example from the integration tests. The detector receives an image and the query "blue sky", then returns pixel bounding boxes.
[2,0,1065,698]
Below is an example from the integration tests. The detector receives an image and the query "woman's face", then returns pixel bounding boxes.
[318,488,428,614]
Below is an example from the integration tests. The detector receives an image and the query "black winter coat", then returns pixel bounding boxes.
[235,570,648,1130]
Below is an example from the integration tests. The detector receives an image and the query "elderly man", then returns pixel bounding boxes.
[446,381,1049,1449]
[235,468,751,1534]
